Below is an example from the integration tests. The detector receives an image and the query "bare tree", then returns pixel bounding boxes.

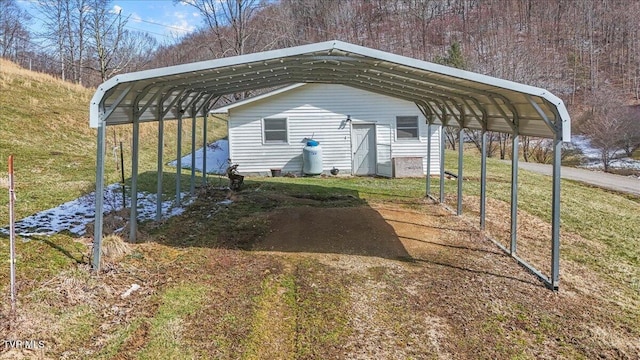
[66,0,90,85]
[111,30,158,74]
[38,0,68,80]
[181,0,261,57]
[620,105,640,157]
[0,0,33,61]
[464,129,499,158]
[35,0,91,84]
[86,0,129,82]
[522,137,553,164]
[497,132,510,160]
[577,87,632,172]
[444,127,458,150]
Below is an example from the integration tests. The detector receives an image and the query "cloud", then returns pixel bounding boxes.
[130,12,142,23]
[112,4,123,14]
[168,10,197,35]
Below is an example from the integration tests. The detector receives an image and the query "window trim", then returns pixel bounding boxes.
[395,115,420,141]
[262,117,289,144]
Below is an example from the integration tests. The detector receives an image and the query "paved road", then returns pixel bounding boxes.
[512,161,640,196]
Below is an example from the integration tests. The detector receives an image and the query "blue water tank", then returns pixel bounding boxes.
[303,140,323,175]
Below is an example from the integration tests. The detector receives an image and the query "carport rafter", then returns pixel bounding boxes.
[109,63,537,136]
[90,40,569,291]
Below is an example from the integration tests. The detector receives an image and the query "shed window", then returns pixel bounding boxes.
[263,118,288,143]
[396,116,419,139]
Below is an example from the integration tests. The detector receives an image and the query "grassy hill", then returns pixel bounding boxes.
[0,59,96,219]
[1,61,639,359]
[0,59,224,221]
[0,59,222,280]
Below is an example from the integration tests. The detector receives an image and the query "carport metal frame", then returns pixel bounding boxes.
[90,40,570,290]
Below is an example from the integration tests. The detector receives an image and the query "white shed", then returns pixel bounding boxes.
[213,83,440,177]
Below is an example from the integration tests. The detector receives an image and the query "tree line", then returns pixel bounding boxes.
[2,0,639,170]
[1,0,157,86]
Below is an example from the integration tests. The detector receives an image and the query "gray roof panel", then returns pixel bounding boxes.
[90,40,570,141]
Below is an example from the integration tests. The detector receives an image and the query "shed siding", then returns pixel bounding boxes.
[228,84,440,175]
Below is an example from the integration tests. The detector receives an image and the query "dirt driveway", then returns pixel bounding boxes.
[248,197,638,359]
[511,161,640,196]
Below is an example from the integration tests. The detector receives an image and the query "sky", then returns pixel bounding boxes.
[17,0,203,44]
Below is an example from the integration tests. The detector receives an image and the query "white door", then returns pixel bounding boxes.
[352,124,376,175]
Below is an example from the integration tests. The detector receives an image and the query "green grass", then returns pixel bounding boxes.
[0,59,225,223]
[242,274,297,359]
[291,258,351,358]
[440,150,640,292]
[203,149,640,298]
[10,56,636,297]
[96,319,145,359]
[0,60,97,220]
[0,234,87,288]
[136,284,208,359]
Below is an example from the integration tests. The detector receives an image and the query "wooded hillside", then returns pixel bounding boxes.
[149,0,640,106]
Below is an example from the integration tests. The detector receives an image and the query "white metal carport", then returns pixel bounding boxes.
[89,40,570,290]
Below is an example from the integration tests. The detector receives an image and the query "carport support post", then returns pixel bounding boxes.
[426,123,431,197]
[457,128,463,215]
[129,118,140,242]
[156,103,164,222]
[190,110,196,195]
[439,125,445,203]
[202,112,208,184]
[480,130,487,229]
[176,112,183,206]
[510,133,519,255]
[551,134,561,289]
[92,119,106,271]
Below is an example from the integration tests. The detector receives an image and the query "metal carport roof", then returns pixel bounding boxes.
[90,40,570,290]
[90,40,570,141]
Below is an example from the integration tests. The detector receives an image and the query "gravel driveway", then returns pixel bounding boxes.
[511,161,640,196]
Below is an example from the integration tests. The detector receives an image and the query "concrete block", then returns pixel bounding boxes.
[392,157,424,178]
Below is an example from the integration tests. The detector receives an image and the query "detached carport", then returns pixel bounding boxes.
[89,40,570,290]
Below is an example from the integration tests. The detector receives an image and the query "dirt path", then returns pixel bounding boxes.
[253,200,639,359]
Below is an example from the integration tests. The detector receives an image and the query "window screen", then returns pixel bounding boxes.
[263,118,287,143]
[396,116,419,139]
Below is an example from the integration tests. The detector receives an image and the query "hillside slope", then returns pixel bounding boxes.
[0,59,97,221]
[0,60,224,224]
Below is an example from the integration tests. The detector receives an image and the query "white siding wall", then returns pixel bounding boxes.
[228,83,441,175]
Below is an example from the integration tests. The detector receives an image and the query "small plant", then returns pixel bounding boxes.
[101,234,132,263]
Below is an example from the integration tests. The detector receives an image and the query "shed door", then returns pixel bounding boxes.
[352,124,376,175]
